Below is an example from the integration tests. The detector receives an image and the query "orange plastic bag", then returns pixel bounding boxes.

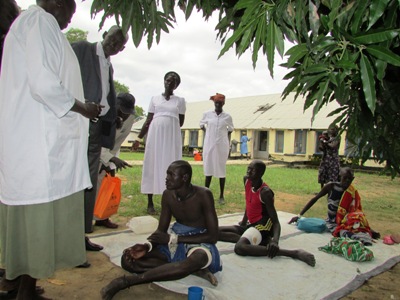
[94,175,121,219]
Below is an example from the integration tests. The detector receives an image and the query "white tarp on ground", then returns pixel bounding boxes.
[92,212,400,300]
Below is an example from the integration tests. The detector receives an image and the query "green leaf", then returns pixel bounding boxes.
[374,58,387,82]
[218,26,247,58]
[336,1,357,30]
[282,67,300,80]
[303,64,330,75]
[335,60,357,70]
[266,20,275,77]
[311,80,330,122]
[310,36,336,52]
[251,20,264,68]
[360,53,376,114]
[285,44,308,68]
[237,26,254,55]
[350,1,369,35]
[353,29,400,44]
[327,0,341,31]
[282,76,300,99]
[235,0,260,10]
[368,0,391,30]
[301,72,329,91]
[274,22,284,58]
[185,0,195,20]
[365,45,400,67]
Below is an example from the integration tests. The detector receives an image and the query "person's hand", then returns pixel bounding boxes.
[288,216,300,224]
[266,240,279,258]
[84,102,103,119]
[125,243,150,260]
[238,220,247,228]
[148,231,170,244]
[110,157,132,171]
[131,140,140,151]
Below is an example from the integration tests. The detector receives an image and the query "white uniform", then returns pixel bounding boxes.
[0,5,89,280]
[200,110,234,177]
[0,5,91,205]
[141,94,186,194]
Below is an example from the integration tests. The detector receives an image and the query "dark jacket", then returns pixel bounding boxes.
[72,41,117,149]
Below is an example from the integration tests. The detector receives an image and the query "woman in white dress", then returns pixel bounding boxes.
[135,72,186,214]
[200,93,234,205]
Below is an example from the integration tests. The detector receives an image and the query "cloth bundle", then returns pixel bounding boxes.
[319,237,374,262]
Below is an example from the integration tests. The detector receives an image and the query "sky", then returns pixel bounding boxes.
[17,0,290,112]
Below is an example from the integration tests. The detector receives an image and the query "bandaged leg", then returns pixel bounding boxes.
[241,227,262,245]
[188,247,218,286]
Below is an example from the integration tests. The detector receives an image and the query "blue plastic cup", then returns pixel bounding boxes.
[188,286,205,300]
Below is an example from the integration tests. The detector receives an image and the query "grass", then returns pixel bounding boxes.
[114,152,400,235]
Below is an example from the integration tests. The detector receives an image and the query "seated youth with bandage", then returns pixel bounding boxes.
[101,160,222,300]
[218,160,316,267]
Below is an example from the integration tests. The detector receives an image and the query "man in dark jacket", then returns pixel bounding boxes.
[72,25,128,251]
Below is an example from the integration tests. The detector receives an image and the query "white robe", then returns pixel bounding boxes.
[0,5,91,205]
[141,94,186,194]
[200,110,234,177]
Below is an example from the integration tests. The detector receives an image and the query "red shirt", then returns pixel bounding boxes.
[245,179,270,224]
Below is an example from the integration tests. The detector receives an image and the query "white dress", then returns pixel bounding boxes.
[141,94,186,194]
[200,110,234,177]
[0,5,90,205]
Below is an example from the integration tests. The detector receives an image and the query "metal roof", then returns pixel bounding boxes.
[132,93,340,131]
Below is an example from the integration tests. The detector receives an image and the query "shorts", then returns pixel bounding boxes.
[242,217,273,245]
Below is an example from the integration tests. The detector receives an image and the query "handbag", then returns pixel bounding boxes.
[94,174,121,219]
[297,217,327,233]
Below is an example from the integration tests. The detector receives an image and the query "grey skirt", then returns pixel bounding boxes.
[0,191,86,280]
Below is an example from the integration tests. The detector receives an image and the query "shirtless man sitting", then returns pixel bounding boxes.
[101,160,222,299]
[219,160,316,267]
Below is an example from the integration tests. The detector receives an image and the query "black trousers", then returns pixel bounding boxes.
[84,120,103,233]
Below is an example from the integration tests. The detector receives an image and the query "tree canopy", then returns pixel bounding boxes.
[90,0,400,176]
[65,28,88,43]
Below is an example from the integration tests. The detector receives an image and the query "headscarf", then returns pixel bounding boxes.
[210,93,225,103]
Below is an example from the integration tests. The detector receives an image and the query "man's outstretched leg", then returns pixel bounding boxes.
[101,251,210,300]
[234,239,316,267]
[276,248,316,267]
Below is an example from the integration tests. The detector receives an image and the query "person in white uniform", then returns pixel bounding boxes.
[200,93,234,205]
[0,0,101,297]
[134,72,186,214]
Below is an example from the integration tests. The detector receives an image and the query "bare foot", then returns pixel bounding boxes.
[101,276,132,300]
[193,269,218,286]
[296,250,316,267]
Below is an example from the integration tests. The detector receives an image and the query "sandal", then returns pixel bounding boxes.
[383,235,395,245]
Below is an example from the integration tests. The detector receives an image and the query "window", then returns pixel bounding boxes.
[294,130,307,154]
[181,130,185,146]
[189,130,199,147]
[275,131,284,153]
[258,131,268,151]
[315,130,323,154]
